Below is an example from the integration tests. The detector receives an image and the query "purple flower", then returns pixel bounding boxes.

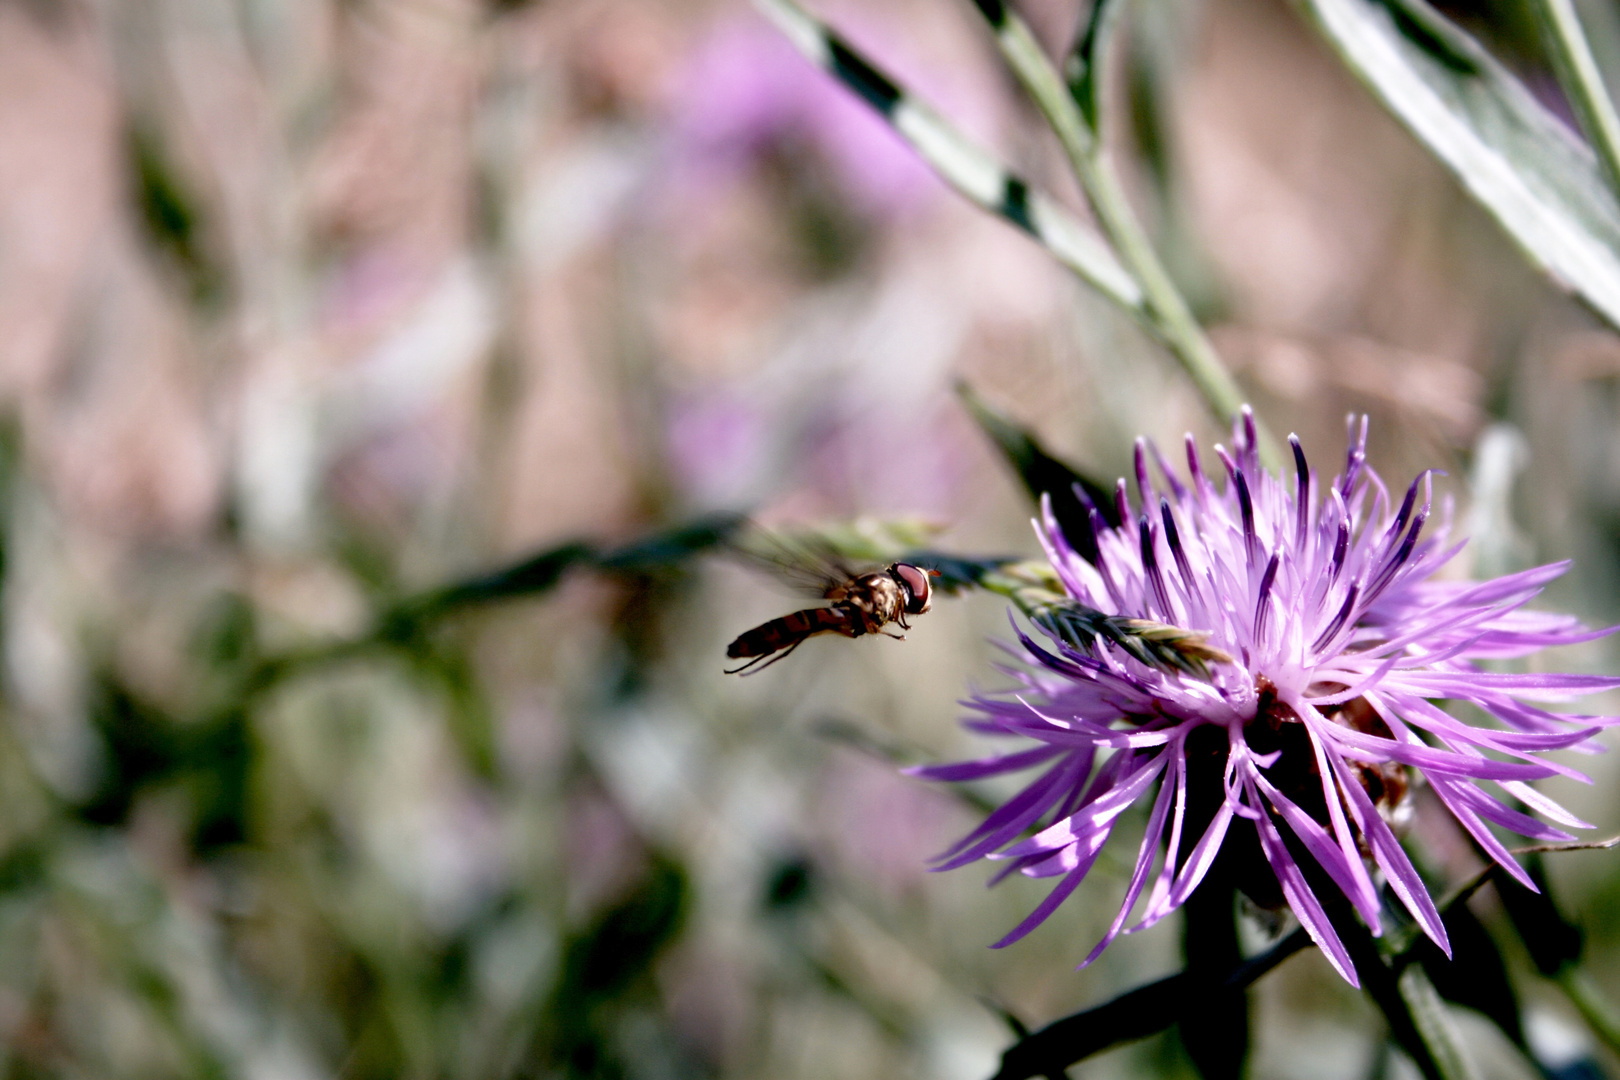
[912,411,1618,986]
[665,18,937,216]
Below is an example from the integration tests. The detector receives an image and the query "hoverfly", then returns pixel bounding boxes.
[723,538,939,674]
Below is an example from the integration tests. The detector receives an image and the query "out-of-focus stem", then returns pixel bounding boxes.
[986,15,1277,466]
[1528,0,1620,199]
[1555,966,1620,1057]
[1397,965,1483,1080]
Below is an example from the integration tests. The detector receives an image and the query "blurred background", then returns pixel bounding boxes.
[2,0,1620,1076]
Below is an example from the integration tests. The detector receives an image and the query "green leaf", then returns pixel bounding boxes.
[127,125,224,305]
[594,513,747,571]
[1396,964,1482,1080]
[387,542,596,630]
[238,516,744,703]
[1296,0,1620,331]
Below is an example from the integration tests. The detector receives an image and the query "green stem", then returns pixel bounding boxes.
[987,16,1275,464]
[1555,966,1620,1057]
[1319,894,1469,1080]
[752,0,1147,316]
[224,516,742,708]
[1396,965,1483,1080]
[1528,0,1620,200]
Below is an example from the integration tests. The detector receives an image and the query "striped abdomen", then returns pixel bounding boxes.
[726,606,859,659]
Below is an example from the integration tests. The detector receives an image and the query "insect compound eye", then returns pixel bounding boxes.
[893,563,933,615]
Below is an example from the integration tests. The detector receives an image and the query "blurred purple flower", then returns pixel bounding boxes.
[666,18,936,214]
[666,390,767,505]
[913,411,1618,986]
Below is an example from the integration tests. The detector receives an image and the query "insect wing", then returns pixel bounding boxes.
[729,529,866,599]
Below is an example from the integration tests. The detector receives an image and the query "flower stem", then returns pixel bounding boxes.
[1554,966,1620,1057]
[1180,883,1249,1079]
[1326,899,1476,1080]
[983,12,1277,465]
[1396,965,1483,1080]
[1528,0,1620,200]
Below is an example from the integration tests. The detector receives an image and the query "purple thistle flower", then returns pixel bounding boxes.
[911,411,1619,986]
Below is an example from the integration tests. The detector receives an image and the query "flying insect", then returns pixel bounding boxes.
[724,557,938,675]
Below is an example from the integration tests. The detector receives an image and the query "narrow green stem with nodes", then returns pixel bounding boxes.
[753,0,1270,458]
[753,0,1147,316]
[1527,0,1620,201]
[977,4,1279,466]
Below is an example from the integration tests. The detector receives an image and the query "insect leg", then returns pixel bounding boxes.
[724,651,779,675]
[734,636,806,675]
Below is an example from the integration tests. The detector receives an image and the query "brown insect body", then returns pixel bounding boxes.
[725,563,934,674]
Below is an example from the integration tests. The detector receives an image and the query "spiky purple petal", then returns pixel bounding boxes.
[917,415,1618,984]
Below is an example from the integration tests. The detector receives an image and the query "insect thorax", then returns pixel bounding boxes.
[829,572,903,635]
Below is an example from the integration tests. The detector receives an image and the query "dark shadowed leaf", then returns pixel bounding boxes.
[594,513,747,571]
[383,542,596,633]
[78,675,253,853]
[530,853,690,1077]
[1494,854,1584,976]
[762,856,815,912]
[1065,0,1124,133]
[1295,0,1620,331]
[1325,900,1456,1080]
[127,126,224,305]
[381,513,743,633]
[1412,895,1526,1049]
[957,381,1120,562]
[0,841,48,898]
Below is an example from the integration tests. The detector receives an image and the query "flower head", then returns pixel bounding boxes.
[913,411,1618,985]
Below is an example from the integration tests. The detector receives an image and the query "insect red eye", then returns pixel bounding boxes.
[894,563,933,615]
